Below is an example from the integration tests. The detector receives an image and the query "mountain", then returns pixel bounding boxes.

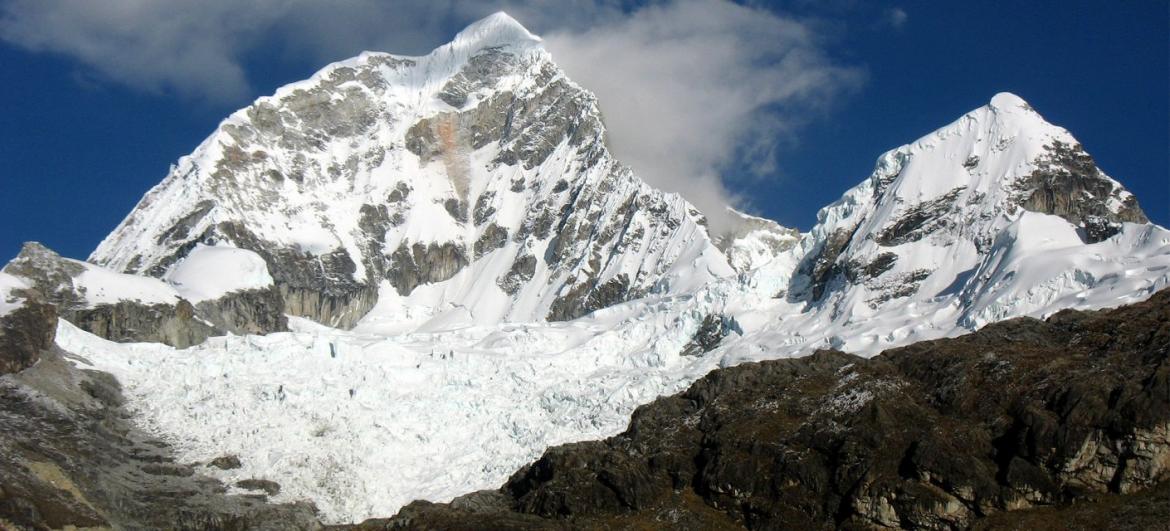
[89,12,731,331]
[721,91,1167,363]
[2,11,1169,528]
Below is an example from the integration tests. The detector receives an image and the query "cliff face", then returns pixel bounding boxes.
[2,242,287,348]
[376,288,1170,530]
[0,296,55,375]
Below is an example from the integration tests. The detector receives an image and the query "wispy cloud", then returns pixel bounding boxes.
[541,0,861,231]
[882,7,908,30]
[0,0,860,233]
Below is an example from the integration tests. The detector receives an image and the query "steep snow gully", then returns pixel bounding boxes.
[5,13,1168,524]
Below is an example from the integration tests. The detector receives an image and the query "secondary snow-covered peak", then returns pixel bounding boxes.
[786,91,1157,338]
[448,12,541,52]
[843,91,1144,231]
[716,208,801,273]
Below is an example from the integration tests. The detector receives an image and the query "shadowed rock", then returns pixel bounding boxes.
[0,295,56,375]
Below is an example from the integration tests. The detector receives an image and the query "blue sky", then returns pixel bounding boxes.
[0,0,1166,261]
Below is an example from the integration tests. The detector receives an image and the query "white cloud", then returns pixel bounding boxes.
[0,0,270,101]
[0,0,859,233]
[541,0,860,232]
[0,0,467,100]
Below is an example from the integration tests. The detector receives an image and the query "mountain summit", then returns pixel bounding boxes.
[722,90,1164,361]
[90,12,732,331]
[447,11,542,50]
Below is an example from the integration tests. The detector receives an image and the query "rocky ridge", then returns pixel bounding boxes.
[3,242,287,348]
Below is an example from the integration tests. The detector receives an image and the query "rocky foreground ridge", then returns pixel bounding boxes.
[363,288,1170,530]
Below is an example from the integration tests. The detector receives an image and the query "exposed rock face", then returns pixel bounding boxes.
[68,299,218,349]
[875,187,967,247]
[2,243,88,308]
[546,274,636,322]
[196,286,289,335]
[0,296,56,375]
[387,243,470,297]
[681,314,739,357]
[2,242,287,348]
[215,221,374,329]
[1008,140,1147,245]
[0,346,321,530]
[1012,140,1148,227]
[371,289,1170,530]
[803,225,857,302]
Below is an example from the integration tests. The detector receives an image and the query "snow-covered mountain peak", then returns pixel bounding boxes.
[447,11,541,53]
[988,90,1030,111]
[783,92,1158,343]
[851,91,1144,229]
[89,14,730,331]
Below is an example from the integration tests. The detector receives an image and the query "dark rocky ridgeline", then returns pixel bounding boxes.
[0,300,319,530]
[3,242,287,348]
[358,289,1170,530]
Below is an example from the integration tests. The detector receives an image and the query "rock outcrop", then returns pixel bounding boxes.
[0,295,56,375]
[2,242,287,348]
[368,288,1170,529]
[0,346,321,530]
[66,298,218,349]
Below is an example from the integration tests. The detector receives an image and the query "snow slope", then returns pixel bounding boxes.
[164,244,273,303]
[72,264,181,308]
